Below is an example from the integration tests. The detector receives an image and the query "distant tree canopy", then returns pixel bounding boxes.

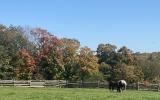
[97,44,143,83]
[0,24,159,83]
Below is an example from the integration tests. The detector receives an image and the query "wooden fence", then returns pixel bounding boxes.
[0,80,159,91]
[0,80,109,88]
[0,80,66,88]
[66,81,108,88]
[66,81,160,92]
[137,82,160,91]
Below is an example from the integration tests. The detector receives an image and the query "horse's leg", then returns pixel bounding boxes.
[125,85,126,91]
[123,84,126,91]
[120,88,122,93]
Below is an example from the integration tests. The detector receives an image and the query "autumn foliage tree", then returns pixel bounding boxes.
[61,38,80,81]
[78,47,99,81]
[15,49,36,79]
[0,25,35,80]
[31,28,64,80]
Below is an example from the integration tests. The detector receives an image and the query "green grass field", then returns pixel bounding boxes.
[0,87,159,100]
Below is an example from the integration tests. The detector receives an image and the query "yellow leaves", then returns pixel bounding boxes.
[78,47,99,75]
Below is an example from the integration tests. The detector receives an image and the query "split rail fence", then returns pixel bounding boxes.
[0,80,66,88]
[137,82,160,91]
[0,80,159,91]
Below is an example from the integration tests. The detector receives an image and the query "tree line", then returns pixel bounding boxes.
[0,24,159,83]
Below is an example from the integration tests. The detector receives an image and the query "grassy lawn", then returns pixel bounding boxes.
[0,87,159,100]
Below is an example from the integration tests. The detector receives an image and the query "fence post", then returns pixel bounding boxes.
[65,80,68,88]
[97,80,99,88]
[137,82,139,91]
[81,80,83,88]
[29,80,31,87]
[13,80,14,87]
[158,83,160,92]
[58,80,60,88]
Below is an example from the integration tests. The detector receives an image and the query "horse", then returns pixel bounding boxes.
[117,80,127,92]
[109,80,127,93]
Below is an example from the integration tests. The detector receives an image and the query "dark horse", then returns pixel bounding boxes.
[109,80,127,92]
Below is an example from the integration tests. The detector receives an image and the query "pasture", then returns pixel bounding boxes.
[0,87,159,100]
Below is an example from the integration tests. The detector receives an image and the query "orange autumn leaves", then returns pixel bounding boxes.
[18,49,36,73]
[31,28,61,59]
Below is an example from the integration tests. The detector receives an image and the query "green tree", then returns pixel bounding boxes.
[97,44,144,83]
[137,53,160,83]
[39,50,64,80]
[97,44,117,65]
[0,25,35,80]
[0,45,13,79]
[97,44,118,81]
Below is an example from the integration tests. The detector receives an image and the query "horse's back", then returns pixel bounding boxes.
[119,80,127,85]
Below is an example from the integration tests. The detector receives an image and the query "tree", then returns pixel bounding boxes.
[97,44,118,81]
[39,49,64,80]
[97,44,117,65]
[0,25,35,80]
[31,28,61,58]
[137,53,160,83]
[31,28,63,80]
[61,38,80,81]
[117,46,137,65]
[113,46,144,82]
[14,49,36,80]
[116,63,143,83]
[97,44,144,83]
[78,47,99,81]
[0,45,13,79]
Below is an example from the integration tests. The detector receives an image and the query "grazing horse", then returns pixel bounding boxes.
[117,80,127,92]
[109,80,127,93]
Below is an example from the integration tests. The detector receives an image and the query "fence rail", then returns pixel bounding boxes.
[137,82,160,91]
[0,80,66,88]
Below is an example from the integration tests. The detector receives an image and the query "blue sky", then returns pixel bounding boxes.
[0,0,160,52]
